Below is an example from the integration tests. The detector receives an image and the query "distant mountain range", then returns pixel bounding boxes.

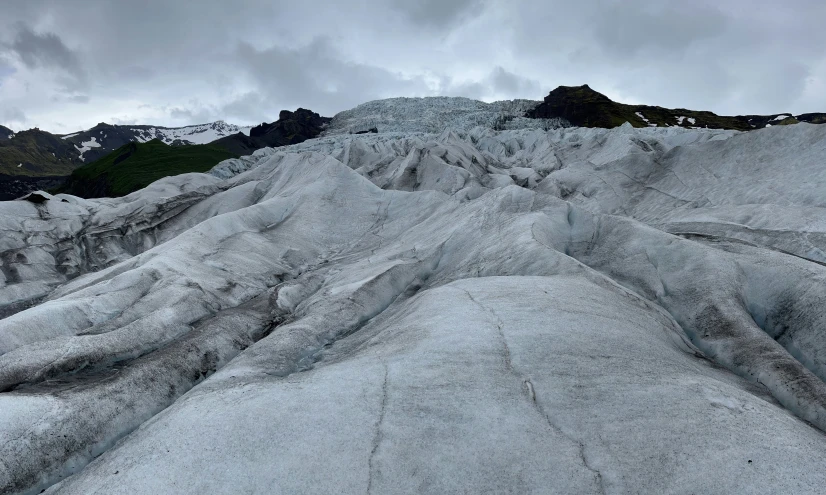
[0,121,252,177]
[54,108,331,198]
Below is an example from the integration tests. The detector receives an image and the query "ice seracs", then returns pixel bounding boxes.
[321,96,564,135]
[1,97,826,494]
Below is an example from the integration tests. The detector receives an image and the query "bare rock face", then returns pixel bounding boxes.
[249,108,331,143]
[526,84,623,127]
[2,99,826,494]
[215,108,331,156]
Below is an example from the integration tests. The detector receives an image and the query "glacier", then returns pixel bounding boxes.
[2,97,826,493]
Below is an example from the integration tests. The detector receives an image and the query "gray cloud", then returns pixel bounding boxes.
[592,1,728,59]
[0,60,15,82]
[233,37,431,116]
[110,117,139,125]
[2,107,26,127]
[167,104,221,125]
[220,93,272,123]
[48,93,91,104]
[391,0,485,28]
[7,24,86,87]
[489,67,542,98]
[116,66,156,83]
[439,67,543,101]
[0,0,824,132]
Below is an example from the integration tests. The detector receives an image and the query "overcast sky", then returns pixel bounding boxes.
[1,0,824,133]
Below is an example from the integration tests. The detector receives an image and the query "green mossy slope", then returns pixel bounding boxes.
[56,139,238,198]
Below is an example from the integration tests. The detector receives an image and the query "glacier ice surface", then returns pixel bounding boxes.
[1,98,826,493]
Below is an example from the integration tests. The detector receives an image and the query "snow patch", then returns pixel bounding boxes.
[74,137,102,159]
[636,112,657,127]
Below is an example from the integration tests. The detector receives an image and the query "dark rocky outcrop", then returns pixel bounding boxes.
[796,113,826,125]
[0,174,68,201]
[215,108,331,156]
[527,85,631,128]
[353,127,378,134]
[527,84,825,131]
[19,191,51,203]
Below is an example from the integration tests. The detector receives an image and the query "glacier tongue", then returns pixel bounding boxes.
[2,113,826,493]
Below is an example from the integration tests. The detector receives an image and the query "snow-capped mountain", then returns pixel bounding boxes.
[3,96,826,493]
[60,120,252,162]
[0,121,253,179]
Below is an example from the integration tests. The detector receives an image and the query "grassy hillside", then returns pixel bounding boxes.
[52,108,331,198]
[56,139,238,198]
[0,129,83,176]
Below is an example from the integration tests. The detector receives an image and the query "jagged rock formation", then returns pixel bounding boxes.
[250,109,331,142]
[2,99,826,493]
[212,108,331,156]
[528,84,826,130]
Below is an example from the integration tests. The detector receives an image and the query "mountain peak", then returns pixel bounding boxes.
[550,84,612,101]
[526,85,622,127]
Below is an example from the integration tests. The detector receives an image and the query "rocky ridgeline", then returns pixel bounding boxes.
[528,84,826,130]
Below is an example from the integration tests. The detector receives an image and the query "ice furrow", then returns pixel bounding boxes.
[0,287,286,495]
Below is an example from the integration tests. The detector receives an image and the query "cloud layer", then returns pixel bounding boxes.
[1,0,824,133]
